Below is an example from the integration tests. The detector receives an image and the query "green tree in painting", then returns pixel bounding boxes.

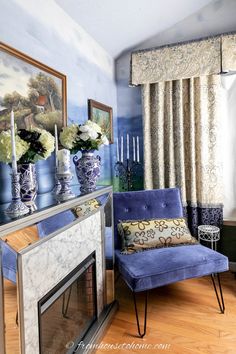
[3,91,23,110]
[34,111,63,131]
[28,72,61,111]
[3,91,31,110]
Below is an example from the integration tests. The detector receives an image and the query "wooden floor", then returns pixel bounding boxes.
[3,272,236,354]
[96,272,236,354]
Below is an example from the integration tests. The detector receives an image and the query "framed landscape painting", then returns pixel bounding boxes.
[88,99,113,143]
[0,42,67,134]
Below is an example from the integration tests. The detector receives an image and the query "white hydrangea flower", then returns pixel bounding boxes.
[34,128,55,161]
[80,132,90,141]
[0,130,29,164]
[80,124,98,140]
[59,119,109,152]
[60,124,78,149]
[88,129,98,140]
[79,124,90,133]
[87,120,102,133]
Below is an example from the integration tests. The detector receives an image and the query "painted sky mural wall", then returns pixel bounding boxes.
[0,0,117,202]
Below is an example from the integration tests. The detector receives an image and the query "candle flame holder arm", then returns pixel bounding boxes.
[115,159,142,191]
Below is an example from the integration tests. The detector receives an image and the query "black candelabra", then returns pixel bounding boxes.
[115,134,142,191]
[115,159,142,191]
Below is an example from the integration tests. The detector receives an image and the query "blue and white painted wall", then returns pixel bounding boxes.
[0,0,117,201]
[1,0,236,201]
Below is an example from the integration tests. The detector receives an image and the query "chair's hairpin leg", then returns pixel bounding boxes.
[132,291,148,338]
[211,273,225,314]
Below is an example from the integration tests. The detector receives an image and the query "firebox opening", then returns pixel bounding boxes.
[38,252,97,354]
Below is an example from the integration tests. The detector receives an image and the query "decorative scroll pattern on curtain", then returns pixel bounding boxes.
[131,38,221,85]
[142,75,223,235]
[222,34,236,72]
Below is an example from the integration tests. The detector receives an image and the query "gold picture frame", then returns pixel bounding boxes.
[0,41,67,134]
[88,99,113,144]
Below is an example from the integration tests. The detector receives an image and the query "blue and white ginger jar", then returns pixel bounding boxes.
[73,150,101,194]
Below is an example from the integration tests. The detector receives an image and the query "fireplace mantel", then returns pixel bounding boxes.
[0,186,117,354]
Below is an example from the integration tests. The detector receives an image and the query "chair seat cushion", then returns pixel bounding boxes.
[115,244,229,292]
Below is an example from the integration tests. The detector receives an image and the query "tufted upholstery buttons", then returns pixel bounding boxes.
[162,203,167,208]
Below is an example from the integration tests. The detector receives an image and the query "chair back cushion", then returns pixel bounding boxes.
[118,217,197,254]
[113,188,183,249]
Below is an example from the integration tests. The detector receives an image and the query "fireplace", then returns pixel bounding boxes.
[38,253,97,354]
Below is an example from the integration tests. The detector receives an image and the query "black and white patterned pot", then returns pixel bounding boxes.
[18,163,38,203]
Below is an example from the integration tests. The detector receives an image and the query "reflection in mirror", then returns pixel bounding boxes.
[1,225,40,353]
[72,198,101,217]
[103,193,114,305]
[3,277,19,353]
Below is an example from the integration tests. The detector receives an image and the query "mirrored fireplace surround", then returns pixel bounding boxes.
[0,186,117,354]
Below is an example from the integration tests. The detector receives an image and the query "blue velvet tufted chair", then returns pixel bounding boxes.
[113,188,228,338]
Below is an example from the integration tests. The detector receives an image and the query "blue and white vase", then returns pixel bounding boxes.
[73,150,101,194]
[18,163,38,204]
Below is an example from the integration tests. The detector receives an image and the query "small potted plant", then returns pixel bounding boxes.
[59,120,109,193]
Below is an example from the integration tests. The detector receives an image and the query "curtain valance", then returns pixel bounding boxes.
[130,33,236,85]
[222,34,236,72]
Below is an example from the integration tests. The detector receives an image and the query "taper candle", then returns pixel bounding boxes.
[127,133,129,160]
[54,124,58,168]
[116,137,119,162]
[121,136,123,162]
[133,136,136,162]
[10,110,17,174]
[137,136,140,162]
[57,149,70,174]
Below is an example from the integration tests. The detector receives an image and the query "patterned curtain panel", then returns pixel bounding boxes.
[142,75,223,236]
